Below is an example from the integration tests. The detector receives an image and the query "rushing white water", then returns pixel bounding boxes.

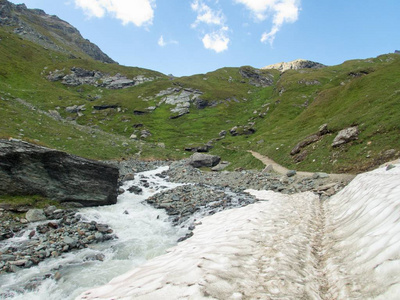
[0,167,187,300]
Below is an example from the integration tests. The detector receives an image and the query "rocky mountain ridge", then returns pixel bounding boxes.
[262,58,326,72]
[0,0,115,63]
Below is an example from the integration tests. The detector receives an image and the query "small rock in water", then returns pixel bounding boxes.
[127,185,143,195]
[95,253,105,261]
[54,271,62,281]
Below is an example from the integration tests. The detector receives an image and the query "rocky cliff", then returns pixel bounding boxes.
[262,59,325,72]
[0,0,115,63]
[0,139,119,206]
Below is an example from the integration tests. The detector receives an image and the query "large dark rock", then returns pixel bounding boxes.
[189,153,221,168]
[0,139,119,207]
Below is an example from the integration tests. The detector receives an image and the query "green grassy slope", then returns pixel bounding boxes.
[1,25,399,173]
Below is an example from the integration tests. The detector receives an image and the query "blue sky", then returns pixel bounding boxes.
[9,0,400,76]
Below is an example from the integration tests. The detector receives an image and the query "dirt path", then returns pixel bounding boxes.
[248,150,356,182]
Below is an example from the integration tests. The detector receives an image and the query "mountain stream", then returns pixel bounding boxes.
[0,167,188,300]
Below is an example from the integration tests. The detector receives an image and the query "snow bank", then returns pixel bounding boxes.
[323,163,400,299]
[77,163,400,300]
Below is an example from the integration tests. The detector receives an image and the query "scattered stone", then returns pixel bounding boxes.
[140,129,152,139]
[291,124,330,155]
[65,104,85,114]
[146,184,256,225]
[229,125,255,136]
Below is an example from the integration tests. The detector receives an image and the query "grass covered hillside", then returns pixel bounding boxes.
[1,11,399,173]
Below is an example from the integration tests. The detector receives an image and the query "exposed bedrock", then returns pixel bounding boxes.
[0,139,119,207]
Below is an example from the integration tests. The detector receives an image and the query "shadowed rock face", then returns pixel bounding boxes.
[0,139,119,206]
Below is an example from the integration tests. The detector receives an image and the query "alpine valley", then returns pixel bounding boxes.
[1,1,400,299]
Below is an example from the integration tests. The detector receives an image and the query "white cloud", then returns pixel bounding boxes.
[191,0,230,53]
[234,0,300,44]
[74,0,155,27]
[191,0,225,27]
[158,35,166,47]
[202,27,229,53]
[158,35,178,47]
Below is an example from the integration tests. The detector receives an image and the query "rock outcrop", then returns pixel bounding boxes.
[262,59,326,72]
[332,126,359,147]
[157,87,204,117]
[47,67,156,89]
[0,139,119,206]
[239,66,274,87]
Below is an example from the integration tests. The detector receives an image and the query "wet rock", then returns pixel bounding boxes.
[127,185,143,195]
[95,223,111,233]
[123,173,135,181]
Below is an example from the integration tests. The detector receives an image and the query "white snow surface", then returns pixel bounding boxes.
[77,163,400,300]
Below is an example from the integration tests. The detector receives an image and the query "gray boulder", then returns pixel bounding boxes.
[332,126,359,147]
[0,139,119,207]
[25,209,47,222]
[189,153,221,168]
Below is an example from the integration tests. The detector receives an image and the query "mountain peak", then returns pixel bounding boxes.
[261,59,326,72]
[0,0,116,64]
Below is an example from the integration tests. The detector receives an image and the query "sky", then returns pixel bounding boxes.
[8,0,400,77]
